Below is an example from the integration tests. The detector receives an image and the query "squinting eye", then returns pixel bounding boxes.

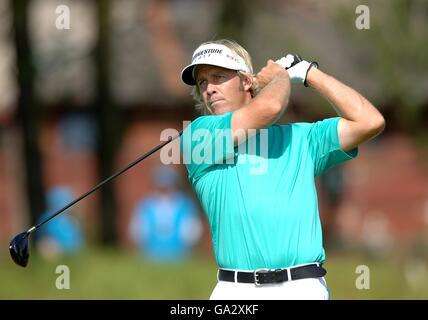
[198,79,207,87]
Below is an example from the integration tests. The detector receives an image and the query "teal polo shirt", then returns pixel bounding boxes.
[181,112,357,270]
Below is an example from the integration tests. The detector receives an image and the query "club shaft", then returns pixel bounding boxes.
[30,131,182,233]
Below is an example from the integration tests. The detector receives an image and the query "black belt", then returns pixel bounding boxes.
[218,263,326,286]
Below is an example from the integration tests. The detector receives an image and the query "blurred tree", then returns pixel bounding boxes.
[217,0,255,44]
[332,0,428,132]
[94,0,122,245]
[318,166,344,249]
[11,0,45,226]
[144,0,187,97]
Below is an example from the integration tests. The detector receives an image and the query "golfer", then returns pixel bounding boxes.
[180,39,385,299]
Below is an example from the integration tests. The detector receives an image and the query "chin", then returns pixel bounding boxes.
[213,105,232,115]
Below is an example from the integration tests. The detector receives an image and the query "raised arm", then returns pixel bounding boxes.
[306,68,385,152]
[231,60,290,143]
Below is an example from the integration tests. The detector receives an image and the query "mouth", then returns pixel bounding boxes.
[207,99,228,115]
[209,99,224,106]
[209,99,226,112]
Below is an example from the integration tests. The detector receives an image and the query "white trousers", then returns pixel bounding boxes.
[210,276,329,300]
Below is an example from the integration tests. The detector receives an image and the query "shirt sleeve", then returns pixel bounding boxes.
[307,117,358,176]
[180,112,235,183]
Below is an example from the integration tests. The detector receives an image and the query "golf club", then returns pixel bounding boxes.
[9,54,299,268]
[9,131,182,267]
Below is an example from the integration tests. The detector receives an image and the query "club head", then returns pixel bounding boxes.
[9,232,30,267]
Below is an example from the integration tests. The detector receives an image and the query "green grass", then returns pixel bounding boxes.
[324,253,428,299]
[1,248,428,299]
[1,248,218,299]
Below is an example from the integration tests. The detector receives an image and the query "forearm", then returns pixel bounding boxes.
[252,72,290,117]
[306,68,383,126]
[231,72,290,144]
[306,67,385,150]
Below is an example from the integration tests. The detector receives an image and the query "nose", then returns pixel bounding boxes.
[206,82,217,96]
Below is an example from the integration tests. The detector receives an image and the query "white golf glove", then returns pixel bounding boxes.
[276,54,318,86]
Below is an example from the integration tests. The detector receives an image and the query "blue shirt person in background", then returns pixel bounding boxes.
[36,186,84,259]
[129,166,202,262]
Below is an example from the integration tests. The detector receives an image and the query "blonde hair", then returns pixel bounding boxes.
[190,39,259,114]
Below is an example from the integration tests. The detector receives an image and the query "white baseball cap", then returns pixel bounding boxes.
[181,43,251,86]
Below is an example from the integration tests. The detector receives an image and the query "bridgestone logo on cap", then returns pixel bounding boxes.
[192,48,223,62]
[180,43,251,85]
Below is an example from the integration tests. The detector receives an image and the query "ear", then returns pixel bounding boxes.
[241,75,253,92]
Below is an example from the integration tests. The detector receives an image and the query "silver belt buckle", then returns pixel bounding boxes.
[254,268,270,286]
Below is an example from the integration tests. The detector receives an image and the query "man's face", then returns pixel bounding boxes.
[194,65,250,115]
